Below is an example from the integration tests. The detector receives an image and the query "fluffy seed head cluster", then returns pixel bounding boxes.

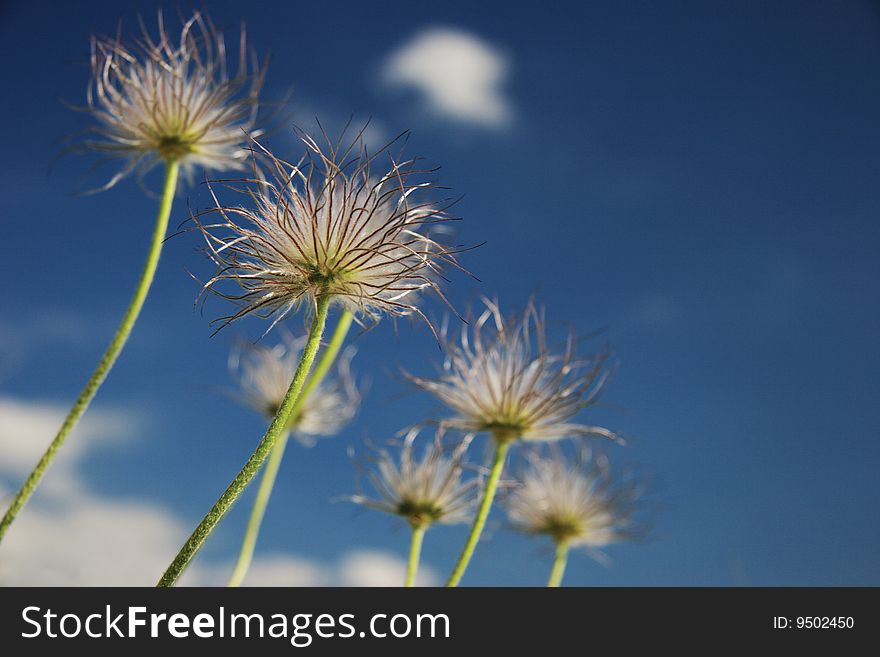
[505,451,638,549]
[83,11,264,188]
[231,334,359,445]
[198,132,460,332]
[410,299,618,443]
[351,431,479,528]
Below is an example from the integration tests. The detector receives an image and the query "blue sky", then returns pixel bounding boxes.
[1,0,879,585]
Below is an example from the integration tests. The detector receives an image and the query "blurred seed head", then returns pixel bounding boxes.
[230,332,359,446]
[80,10,265,190]
[350,429,479,528]
[195,129,463,334]
[504,450,640,550]
[410,298,619,443]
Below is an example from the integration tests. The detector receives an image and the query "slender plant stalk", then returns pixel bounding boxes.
[226,309,354,587]
[547,540,570,587]
[158,295,332,587]
[0,160,180,544]
[405,524,426,587]
[226,431,290,587]
[445,438,511,587]
[296,309,354,407]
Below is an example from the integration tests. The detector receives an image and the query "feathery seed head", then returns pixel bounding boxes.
[505,451,639,549]
[82,11,264,189]
[351,430,478,529]
[410,299,619,443]
[231,333,359,445]
[197,130,462,333]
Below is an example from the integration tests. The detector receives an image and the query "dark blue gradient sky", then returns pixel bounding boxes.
[1,0,879,585]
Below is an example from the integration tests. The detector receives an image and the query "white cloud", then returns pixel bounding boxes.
[338,549,437,587]
[0,396,135,496]
[0,396,436,587]
[191,551,437,587]
[382,27,512,127]
[0,495,435,585]
[0,488,202,586]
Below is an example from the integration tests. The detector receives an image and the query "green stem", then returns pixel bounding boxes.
[405,524,426,587]
[226,309,354,587]
[157,295,332,587]
[0,160,180,544]
[225,431,290,587]
[300,310,354,401]
[445,438,511,587]
[547,540,570,587]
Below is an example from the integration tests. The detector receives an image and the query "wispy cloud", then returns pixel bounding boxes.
[0,308,140,384]
[381,27,512,128]
[0,396,436,586]
[633,293,681,329]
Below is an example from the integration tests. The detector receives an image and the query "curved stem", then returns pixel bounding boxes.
[226,309,354,587]
[547,540,570,587]
[0,160,180,544]
[445,439,511,587]
[296,309,354,410]
[158,295,331,587]
[226,431,290,587]
[405,524,426,587]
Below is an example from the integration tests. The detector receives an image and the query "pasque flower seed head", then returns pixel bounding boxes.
[230,333,359,445]
[350,430,479,529]
[197,130,463,333]
[411,299,619,444]
[505,451,640,550]
[81,11,264,189]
